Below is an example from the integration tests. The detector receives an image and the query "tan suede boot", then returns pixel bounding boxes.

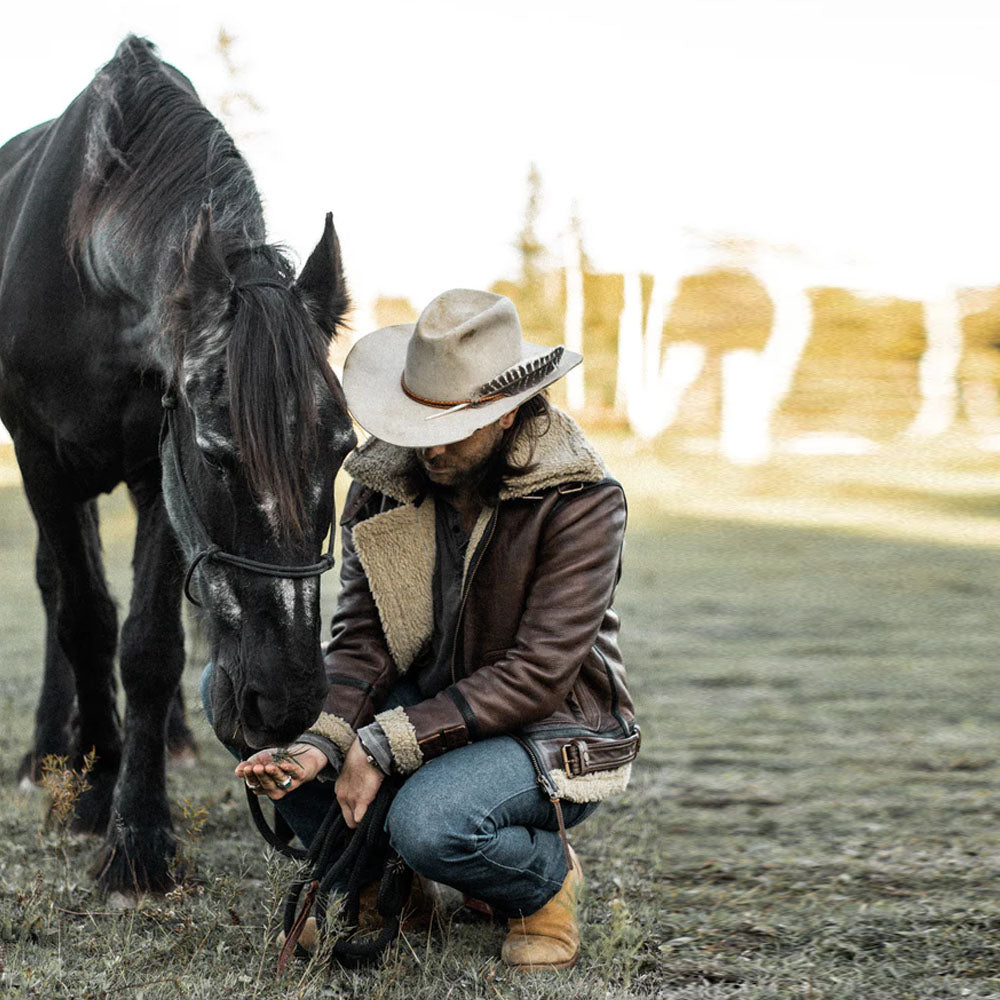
[277,915,318,953]
[501,846,583,970]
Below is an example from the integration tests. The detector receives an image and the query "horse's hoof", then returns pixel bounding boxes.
[16,751,41,786]
[18,774,38,794]
[94,824,178,895]
[108,891,139,911]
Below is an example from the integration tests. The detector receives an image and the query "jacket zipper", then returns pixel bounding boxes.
[514,735,573,869]
[449,505,499,685]
[594,646,632,737]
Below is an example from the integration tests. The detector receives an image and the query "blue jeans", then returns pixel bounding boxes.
[201,664,597,916]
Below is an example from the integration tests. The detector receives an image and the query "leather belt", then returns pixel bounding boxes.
[561,728,641,777]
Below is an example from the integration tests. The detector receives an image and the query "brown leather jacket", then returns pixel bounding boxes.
[308,408,639,802]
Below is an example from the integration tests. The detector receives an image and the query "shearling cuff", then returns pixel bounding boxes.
[548,763,632,803]
[374,706,423,775]
[306,712,356,757]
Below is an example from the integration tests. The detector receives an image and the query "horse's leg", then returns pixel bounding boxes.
[17,532,78,787]
[166,685,198,768]
[123,487,196,768]
[95,476,184,893]
[18,475,122,833]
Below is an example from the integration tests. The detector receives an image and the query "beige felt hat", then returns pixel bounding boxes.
[342,289,581,448]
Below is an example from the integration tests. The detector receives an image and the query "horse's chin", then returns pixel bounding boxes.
[209,665,240,745]
[209,665,315,751]
[238,725,282,752]
[210,708,245,751]
[211,709,284,752]
[209,712,272,753]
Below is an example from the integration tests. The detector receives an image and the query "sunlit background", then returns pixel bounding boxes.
[3,0,1000,541]
[3,10,1000,990]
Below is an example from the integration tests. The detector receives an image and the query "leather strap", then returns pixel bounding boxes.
[399,373,505,409]
[276,880,318,974]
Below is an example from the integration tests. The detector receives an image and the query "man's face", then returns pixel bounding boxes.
[417,409,517,489]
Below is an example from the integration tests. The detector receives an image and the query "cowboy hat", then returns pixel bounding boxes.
[342,289,581,448]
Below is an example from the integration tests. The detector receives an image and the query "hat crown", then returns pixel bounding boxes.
[404,289,523,402]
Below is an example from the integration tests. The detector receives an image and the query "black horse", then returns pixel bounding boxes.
[0,37,356,892]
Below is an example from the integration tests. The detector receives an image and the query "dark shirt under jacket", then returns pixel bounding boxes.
[413,496,471,697]
[303,495,471,776]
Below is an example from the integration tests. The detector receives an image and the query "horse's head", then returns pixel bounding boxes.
[162,206,356,750]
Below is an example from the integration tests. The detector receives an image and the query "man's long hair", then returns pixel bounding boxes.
[474,393,552,503]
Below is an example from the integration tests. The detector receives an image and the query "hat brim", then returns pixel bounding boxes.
[342,324,582,448]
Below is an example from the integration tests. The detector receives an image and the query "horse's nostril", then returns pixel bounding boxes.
[241,688,289,734]
[240,689,266,733]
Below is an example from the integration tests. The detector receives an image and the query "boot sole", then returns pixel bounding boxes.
[506,951,579,972]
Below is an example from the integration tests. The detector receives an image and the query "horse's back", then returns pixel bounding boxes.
[0,81,149,490]
[0,85,92,293]
[0,121,52,181]
[0,87,95,367]
[0,120,59,291]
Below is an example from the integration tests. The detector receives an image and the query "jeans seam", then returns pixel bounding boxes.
[466,788,568,893]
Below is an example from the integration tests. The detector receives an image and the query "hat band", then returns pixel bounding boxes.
[400,373,505,410]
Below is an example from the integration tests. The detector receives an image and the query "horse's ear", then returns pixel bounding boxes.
[183,204,231,318]
[295,213,350,337]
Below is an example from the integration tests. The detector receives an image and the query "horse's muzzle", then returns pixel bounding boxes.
[210,657,326,750]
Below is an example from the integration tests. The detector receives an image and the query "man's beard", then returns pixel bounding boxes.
[421,457,488,496]
[419,447,504,498]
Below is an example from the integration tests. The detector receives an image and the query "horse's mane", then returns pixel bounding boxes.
[67,35,264,256]
[70,36,341,539]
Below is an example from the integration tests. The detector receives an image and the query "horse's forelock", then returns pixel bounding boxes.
[226,286,334,540]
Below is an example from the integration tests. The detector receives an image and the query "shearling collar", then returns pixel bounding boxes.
[343,406,607,504]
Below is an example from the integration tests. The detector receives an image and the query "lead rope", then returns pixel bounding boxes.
[245,780,411,972]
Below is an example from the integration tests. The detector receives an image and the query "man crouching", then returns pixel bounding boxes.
[233,288,640,970]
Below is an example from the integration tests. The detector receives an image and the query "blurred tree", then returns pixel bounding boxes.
[562,221,586,412]
[372,295,418,329]
[492,163,559,343]
[517,163,545,287]
[954,288,1000,432]
[580,272,624,411]
[215,28,262,143]
[779,290,925,438]
[651,269,772,435]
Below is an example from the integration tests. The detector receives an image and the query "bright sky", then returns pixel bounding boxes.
[3,0,1000,306]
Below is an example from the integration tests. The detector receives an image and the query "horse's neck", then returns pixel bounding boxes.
[82,216,167,302]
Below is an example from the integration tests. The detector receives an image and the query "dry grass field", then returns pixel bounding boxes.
[0,432,999,998]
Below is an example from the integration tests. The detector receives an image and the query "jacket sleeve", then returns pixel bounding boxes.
[374,483,626,772]
[306,485,400,756]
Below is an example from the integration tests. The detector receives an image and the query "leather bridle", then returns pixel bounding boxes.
[159,392,337,607]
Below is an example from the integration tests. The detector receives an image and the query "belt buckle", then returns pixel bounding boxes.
[561,743,581,777]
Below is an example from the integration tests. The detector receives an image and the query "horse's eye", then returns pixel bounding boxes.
[201,452,229,475]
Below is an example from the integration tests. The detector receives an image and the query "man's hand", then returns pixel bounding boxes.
[235,743,327,800]
[335,738,385,828]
